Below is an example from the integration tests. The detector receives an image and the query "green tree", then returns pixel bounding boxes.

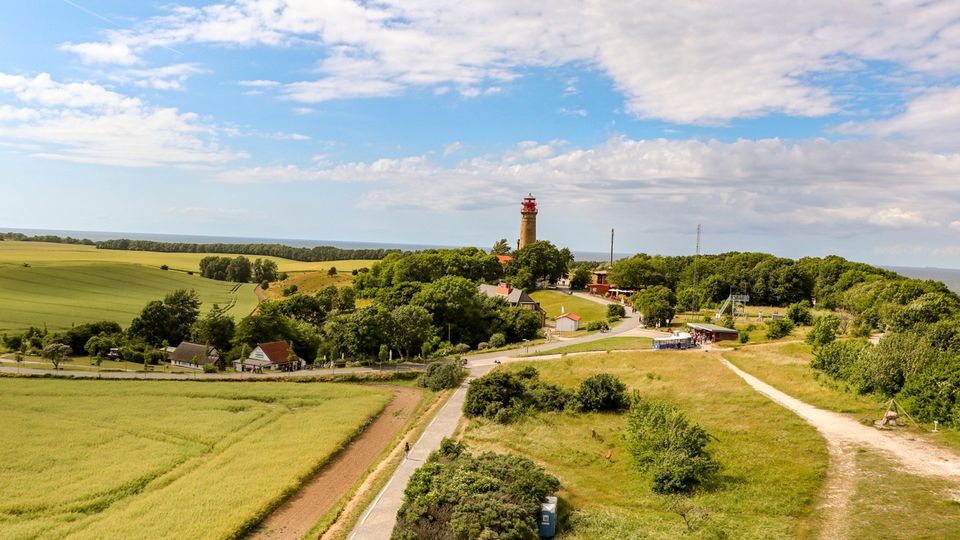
[491,238,511,255]
[389,305,435,359]
[576,373,628,411]
[570,265,592,290]
[634,286,676,327]
[412,276,488,345]
[610,256,666,289]
[226,256,252,282]
[806,313,841,347]
[42,343,72,369]
[327,266,338,276]
[192,311,236,359]
[786,301,813,325]
[508,240,573,288]
[765,319,794,340]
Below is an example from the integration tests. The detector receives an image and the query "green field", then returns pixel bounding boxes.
[0,241,375,273]
[0,262,260,334]
[527,336,652,356]
[530,290,610,325]
[463,351,828,539]
[0,378,393,539]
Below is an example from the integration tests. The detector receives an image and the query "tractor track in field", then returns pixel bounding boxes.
[247,387,421,540]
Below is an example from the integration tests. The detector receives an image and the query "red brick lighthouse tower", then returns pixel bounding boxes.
[519,193,538,249]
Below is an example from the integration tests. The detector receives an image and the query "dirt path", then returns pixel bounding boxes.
[249,387,421,540]
[813,440,856,539]
[719,356,960,479]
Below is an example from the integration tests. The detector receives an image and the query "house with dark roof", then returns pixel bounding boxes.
[479,282,545,325]
[234,341,304,372]
[169,341,219,370]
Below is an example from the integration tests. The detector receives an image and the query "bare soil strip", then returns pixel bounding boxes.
[249,387,421,540]
[813,440,856,540]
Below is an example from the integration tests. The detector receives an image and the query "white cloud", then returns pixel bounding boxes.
[559,107,587,117]
[443,141,463,156]
[58,0,960,124]
[0,72,242,167]
[837,87,960,149]
[215,136,960,237]
[108,63,205,91]
[238,79,281,87]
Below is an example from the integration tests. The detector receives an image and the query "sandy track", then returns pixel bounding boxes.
[719,356,960,479]
[249,387,421,540]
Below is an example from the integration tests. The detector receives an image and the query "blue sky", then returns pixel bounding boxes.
[2,1,959,266]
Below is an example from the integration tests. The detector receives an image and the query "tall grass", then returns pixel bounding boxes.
[462,351,828,539]
[0,379,392,539]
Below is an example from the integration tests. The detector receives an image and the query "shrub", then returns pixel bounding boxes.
[810,339,868,380]
[417,361,465,391]
[576,373,628,412]
[623,395,720,494]
[393,442,560,540]
[463,371,527,419]
[203,364,217,373]
[765,319,794,340]
[477,342,488,350]
[738,332,750,344]
[260,280,270,290]
[488,332,506,348]
[454,343,471,354]
[586,320,604,331]
[607,304,626,319]
[160,264,169,271]
[282,284,299,296]
[786,301,813,326]
[806,313,841,347]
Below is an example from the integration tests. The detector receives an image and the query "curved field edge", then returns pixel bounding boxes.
[462,351,829,539]
[0,379,394,539]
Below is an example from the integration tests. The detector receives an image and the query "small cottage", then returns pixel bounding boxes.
[235,341,304,372]
[169,342,220,370]
[555,312,581,332]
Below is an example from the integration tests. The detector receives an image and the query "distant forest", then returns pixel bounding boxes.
[1,232,400,262]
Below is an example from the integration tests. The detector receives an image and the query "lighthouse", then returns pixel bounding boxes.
[519,193,538,249]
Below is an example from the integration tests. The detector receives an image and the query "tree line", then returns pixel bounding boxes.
[1,232,95,245]
[97,239,399,262]
[199,256,278,284]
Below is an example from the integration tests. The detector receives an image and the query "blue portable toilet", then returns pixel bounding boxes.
[539,496,557,538]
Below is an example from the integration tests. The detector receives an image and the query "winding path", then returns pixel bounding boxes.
[348,293,639,540]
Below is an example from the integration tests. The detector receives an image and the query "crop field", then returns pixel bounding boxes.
[530,291,609,324]
[0,241,376,273]
[0,378,393,539]
[463,351,828,539]
[0,262,259,334]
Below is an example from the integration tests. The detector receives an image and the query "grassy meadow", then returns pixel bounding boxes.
[463,351,828,539]
[527,336,652,356]
[0,241,374,273]
[0,262,259,334]
[0,378,393,539]
[530,290,610,324]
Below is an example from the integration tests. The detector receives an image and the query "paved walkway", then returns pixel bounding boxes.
[349,296,637,540]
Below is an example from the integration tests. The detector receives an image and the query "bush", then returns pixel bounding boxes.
[393,442,560,540]
[586,320,604,331]
[623,395,720,494]
[488,332,506,348]
[203,364,218,373]
[160,264,169,271]
[806,313,841,347]
[282,284,299,296]
[576,373,628,412]
[417,361,465,391]
[463,371,527,419]
[454,343,471,354]
[477,342,488,350]
[765,319,794,340]
[607,304,626,319]
[786,301,813,326]
[738,332,750,344]
[260,280,270,290]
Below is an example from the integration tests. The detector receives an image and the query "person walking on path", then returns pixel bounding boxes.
[404,441,410,459]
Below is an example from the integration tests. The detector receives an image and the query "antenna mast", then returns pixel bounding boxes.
[610,228,614,268]
[692,224,701,312]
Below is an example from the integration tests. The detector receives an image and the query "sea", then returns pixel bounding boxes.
[0,227,624,263]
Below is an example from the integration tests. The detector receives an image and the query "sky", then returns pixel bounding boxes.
[1,1,960,267]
